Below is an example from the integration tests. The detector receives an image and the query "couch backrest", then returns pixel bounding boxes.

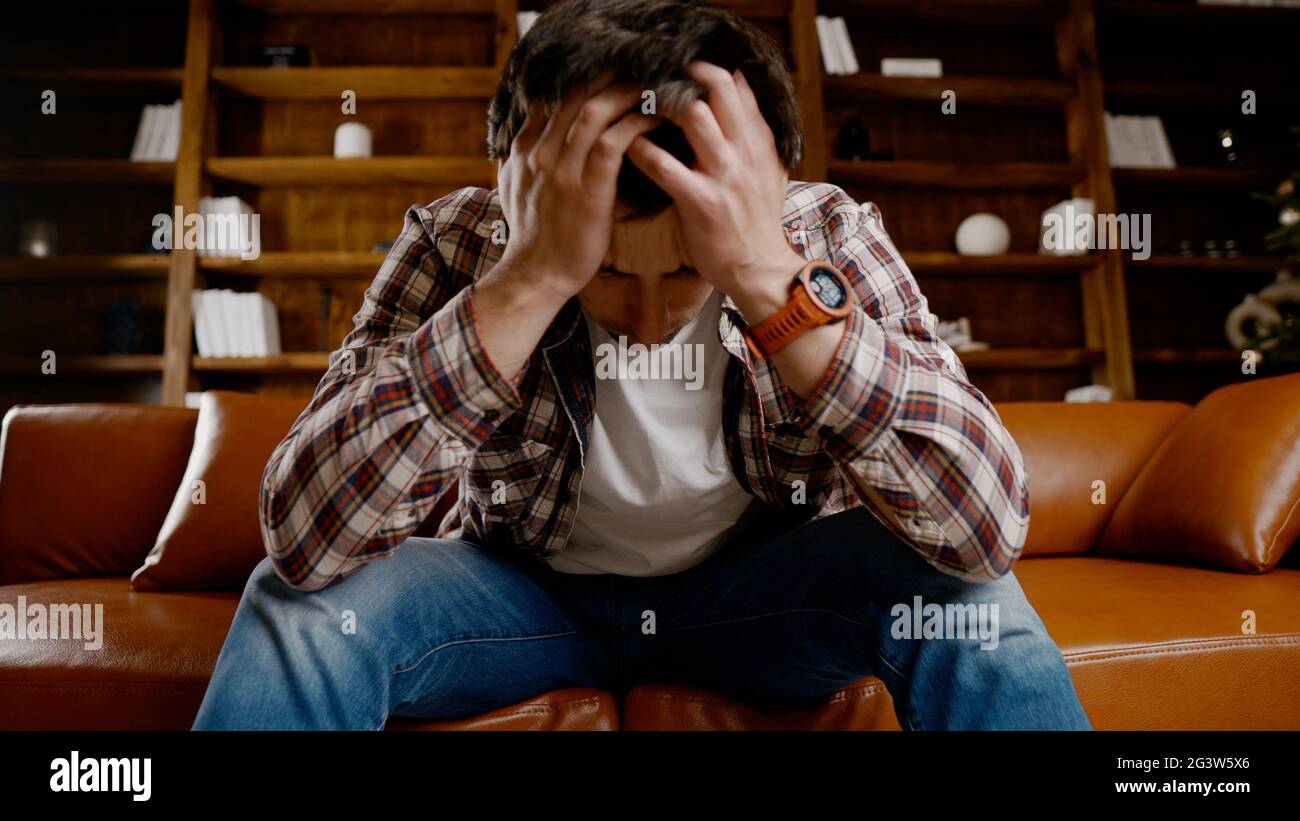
[0,403,198,585]
[996,400,1191,558]
[2,382,1296,586]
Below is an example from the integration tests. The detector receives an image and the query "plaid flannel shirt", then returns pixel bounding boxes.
[260,181,1031,591]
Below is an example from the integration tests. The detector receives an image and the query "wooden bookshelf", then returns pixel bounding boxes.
[0,254,172,282]
[0,159,176,185]
[4,0,1296,414]
[1095,0,1300,401]
[212,66,500,99]
[206,155,494,186]
[823,74,1075,107]
[830,160,1087,190]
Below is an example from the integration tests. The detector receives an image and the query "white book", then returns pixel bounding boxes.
[203,289,230,357]
[263,295,281,356]
[191,290,212,357]
[134,105,161,161]
[218,196,240,257]
[160,100,182,161]
[1146,116,1177,168]
[832,17,859,75]
[191,290,204,356]
[1106,113,1146,167]
[129,105,153,161]
[217,290,243,357]
[254,293,282,356]
[241,291,261,356]
[1136,117,1162,167]
[882,58,943,78]
[240,292,264,356]
[815,16,843,75]
[144,104,170,161]
[1124,116,1151,166]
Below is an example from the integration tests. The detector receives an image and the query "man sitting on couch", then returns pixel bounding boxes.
[194,0,1089,731]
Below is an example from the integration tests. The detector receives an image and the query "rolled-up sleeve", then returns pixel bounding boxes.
[803,189,1031,582]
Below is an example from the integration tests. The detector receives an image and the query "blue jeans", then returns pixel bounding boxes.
[193,506,1090,730]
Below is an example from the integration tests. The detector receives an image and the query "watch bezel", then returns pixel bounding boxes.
[795,261,855,320]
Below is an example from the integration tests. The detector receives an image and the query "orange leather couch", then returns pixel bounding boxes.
[2,375,1298,730]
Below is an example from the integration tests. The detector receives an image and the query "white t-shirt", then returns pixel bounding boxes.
[547,290,756,576]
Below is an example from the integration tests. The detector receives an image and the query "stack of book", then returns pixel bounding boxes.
[196,196,260,258]
[130,100,182,162]
[815,16,860,75]
[1104,113,1177,169]
[192,289,282,358]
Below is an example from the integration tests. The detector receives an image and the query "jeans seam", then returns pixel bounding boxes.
[660,607,874,633]
[390,630,589,676]
[874,646,921,731]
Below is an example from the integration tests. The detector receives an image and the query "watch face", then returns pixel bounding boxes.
[807,267,848,309]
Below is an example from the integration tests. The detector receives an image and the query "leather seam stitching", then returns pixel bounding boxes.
[1063,633,1300,665]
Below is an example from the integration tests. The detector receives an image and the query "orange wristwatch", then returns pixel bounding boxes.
[743,260,855,360]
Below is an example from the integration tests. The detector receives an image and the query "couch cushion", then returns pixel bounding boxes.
[132,391,307,592]
[0,404,197,585]
[997,401,1190,557]
[0,577,617,730]
[385,688,619,730]
[0,577,237,730]
[1017,557,1300,729]
[1098,373,1300,572]
[623,678,901,731]
[622,557,1300,730]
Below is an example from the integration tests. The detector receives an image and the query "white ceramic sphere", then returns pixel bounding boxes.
[955,212,1011,256]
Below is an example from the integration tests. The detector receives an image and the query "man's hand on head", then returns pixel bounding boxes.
[472,81,662,383]
[625,61,807,327]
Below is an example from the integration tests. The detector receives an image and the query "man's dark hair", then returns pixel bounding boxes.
[486,0,803,219]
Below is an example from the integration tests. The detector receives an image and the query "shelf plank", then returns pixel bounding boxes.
[1112,167,1282,189]
[1098,0,1300,26]
[824,74,1074,107]
[235,0,496,12]
[0,159,175,185]
[821,0,1067,26]
[1127,255,1289,274]
[206,155,494,186]
[212,66,500,99]
[904,252,1096,275]
[1133,348,1241,365]
[0,68,184,87]
[199,251,386,277]
[0,354,165,375]
[0,254,172,282]
[1105,81,1300,110]
[192,353,330,372]
[830,159,1085,189]
[959,347,1105,369]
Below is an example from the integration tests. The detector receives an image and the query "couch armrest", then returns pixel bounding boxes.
[1098,373,1300,572]
[0,403,197,585]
